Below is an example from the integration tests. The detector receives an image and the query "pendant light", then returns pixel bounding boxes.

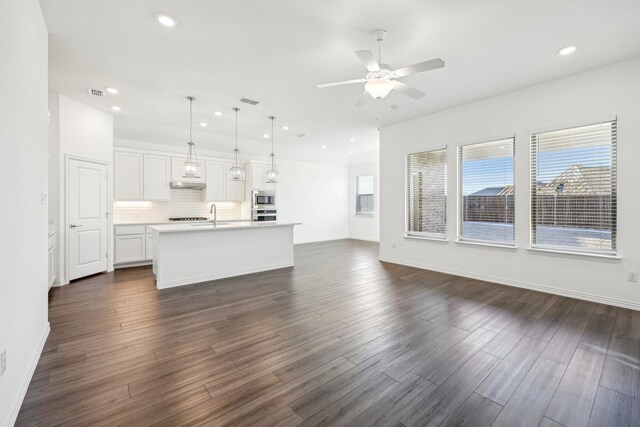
[265,116,279,183]
[229,107,245,181]
[182,96,201,178]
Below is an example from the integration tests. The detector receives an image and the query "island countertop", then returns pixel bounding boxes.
[149,221,301,234]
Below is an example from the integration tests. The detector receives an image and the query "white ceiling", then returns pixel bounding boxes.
[41,0,640,155]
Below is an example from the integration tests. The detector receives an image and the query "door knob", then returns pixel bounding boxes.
[69,224,83,228]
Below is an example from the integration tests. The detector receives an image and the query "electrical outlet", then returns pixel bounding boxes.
[627,271,639,283]
[1,349,6,376]
[392,242,396,249]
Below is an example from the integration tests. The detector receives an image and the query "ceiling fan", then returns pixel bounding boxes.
[317,30,445,107]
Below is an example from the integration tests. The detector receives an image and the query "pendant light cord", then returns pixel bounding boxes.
[271,117,274,154]
[234,107,239,151]
[189,97,193,143]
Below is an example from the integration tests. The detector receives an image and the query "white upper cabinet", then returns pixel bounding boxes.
[143,154,171,201]
[114,152,143,200]
[225,162,245,201]
[171,157,206,183]
[250,162,277,190]
[205,161,246,202]
[205,160,226,201]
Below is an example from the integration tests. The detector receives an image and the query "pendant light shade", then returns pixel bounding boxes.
[229,107,245,181]
[265,116,279,183]
[183,96,201,178]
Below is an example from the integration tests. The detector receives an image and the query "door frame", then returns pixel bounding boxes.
[65,154,113,282]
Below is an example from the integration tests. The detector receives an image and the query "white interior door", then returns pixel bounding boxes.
[68,158,108,280]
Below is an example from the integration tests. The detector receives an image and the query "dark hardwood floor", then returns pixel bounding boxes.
[18,239,640,426]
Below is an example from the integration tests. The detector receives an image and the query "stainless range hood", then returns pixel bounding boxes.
[170,181,206,190]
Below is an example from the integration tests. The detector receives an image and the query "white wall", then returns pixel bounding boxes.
[0,0,49,424]
[276,159,349,244]
[49,94,114,284]
[380,57,640,310]
[349,149,380,242]
[114,139,349,244]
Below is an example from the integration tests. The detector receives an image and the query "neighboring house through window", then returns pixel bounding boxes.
[531,120,617,254]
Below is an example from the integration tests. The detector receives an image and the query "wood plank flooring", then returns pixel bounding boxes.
[18,239,640,426]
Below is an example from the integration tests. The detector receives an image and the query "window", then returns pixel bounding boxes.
[355,175,374,215]
[406,148,447,239]
[458,138,515,245]
[531,120,617,254]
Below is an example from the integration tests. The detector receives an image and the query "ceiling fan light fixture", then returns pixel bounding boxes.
[365,79,394,99]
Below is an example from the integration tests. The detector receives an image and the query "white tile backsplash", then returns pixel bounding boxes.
[113,189,242,223]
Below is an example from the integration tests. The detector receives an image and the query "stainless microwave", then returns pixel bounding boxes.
[252,190,276,208]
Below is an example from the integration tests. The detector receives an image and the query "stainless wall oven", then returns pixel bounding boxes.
[253,209,277,222]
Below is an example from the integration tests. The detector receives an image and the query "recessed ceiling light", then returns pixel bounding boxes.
[111,106,121,111]
[106,87,118,94]
[282,126,289,130]
[321,145,326,149]
[200,122,207,127]
[214,111,222,116]
[557,45,577,56]
[263,134,269,138]
[157,14,176,27]
[350,138,356,142]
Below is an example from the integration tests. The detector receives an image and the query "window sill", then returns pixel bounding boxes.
[456,240,517,250]
[527,247,621,260]
[354,213,374,217]
[404,234,448,243]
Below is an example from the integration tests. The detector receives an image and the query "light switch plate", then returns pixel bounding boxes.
[627,271,639,283]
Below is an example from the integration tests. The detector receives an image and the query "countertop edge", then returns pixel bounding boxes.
[149,222,301,233]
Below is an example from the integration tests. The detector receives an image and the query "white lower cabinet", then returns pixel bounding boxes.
[145,234,154,260]
[114,235,146,264]
[114,225,159,266]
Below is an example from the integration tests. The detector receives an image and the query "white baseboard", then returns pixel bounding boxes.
[348,237,380,243]
[6,322,50,427]
[114,261,152,269]
[379,256,640,311]
[52,279,68,287]
[156,262,295,289]
[294,235,349,245]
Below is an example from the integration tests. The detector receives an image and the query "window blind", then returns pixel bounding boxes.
[406,149,447,238]
[356,175,374,215]
[531,120,617,254]
[458,138,515,244]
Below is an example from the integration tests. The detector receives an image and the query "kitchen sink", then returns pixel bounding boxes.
[189,222,233,227]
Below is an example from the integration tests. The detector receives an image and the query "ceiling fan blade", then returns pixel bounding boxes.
[393,81,425,99]
[394,58,445,78]
[355,91,370,107]
[317,78,366,88]
[355,50,381,72]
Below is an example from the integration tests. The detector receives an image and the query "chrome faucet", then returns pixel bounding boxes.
[209,203,217,226]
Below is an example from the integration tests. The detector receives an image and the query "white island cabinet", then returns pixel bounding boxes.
[149,222,300,289]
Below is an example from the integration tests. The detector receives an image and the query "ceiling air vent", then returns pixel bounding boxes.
[88,88,105,97]
[240,97,259,106]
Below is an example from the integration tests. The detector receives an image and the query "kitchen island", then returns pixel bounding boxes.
[149,222,300,289]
